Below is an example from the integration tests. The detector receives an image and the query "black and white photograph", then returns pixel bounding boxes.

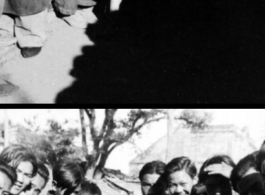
[1,0,265,103]
[0,109,264,195]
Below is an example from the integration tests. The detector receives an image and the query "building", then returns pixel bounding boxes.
[129,125,257,176]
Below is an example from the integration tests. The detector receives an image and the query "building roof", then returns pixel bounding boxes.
[130,125,256,165]
[130,136,167,165]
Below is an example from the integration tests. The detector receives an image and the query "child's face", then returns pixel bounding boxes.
[10,161,34,195]
[167,170,195,195]
[24,173,46,195]
[141,173,160,195]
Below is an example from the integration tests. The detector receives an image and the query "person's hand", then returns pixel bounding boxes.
[204,162,233,178]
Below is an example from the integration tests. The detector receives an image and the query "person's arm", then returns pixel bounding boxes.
[204,162,233,178]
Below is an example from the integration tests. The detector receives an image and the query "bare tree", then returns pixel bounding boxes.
[79,109,212,179]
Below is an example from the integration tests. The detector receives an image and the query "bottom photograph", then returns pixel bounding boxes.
[0,109,263,195]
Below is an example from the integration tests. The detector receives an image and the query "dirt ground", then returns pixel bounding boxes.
[2,0,264,103]
[0,11,95,103]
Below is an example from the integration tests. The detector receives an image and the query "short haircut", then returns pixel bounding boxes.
[53,159,84,192]
[199,155,235,183]
[139,160,166,181]
[164,157,197,179]
[79,180,101,195]
[0,144,38,176]
[0,159,17,185]
[37,159,49,187]
[230,151,258,192]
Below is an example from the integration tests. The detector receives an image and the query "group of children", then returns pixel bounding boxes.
[138,141,265,195]
[2,140,265,195]
[0,144,102,195]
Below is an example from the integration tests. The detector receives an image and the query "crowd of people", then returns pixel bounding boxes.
[1,142,265,195]
[139,142,265,195]
[0,144,101,195]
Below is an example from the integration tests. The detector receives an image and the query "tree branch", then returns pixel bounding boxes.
[131,109,142,129]
[108,144,117,154]
[97,143,118,169]
[176,116,206,129]
[101,109,118,140]
[123,116,165,142]
[84,109,96,139]
[177,116,194,125]
[79,109,88,157]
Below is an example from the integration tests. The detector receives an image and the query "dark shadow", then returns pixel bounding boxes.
[56,0,265,103]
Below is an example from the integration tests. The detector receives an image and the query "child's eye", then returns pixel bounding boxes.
[25,174,33,178]
[142,182,151,187]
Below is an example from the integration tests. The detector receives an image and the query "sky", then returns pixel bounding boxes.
[1,109,264,174]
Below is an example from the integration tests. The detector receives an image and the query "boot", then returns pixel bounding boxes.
[21,47,42,58]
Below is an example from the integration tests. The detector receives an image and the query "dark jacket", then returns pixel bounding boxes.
[237,173,264,195]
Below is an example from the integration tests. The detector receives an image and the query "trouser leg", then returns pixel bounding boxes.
[0,14,17,47]
[15,9,48,48]
[0,14,14,36]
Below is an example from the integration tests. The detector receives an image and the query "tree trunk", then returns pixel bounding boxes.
[86,165,96,179]
[93,166,104,180]
[97,143,117,170]
[79,109,88,156]
[166,109,175,163]
[97,151,109,169]
[80,109,96,179]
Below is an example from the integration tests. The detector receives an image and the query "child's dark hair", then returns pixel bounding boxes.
[139,160,166,181]
[0,144,38,177]
[37,158,50,187]
[230,151,258,192]
[0,159,17,185]
[79,180,101,195]
[199,155,235,184]
[165,156,197,179]
[53,159,84,192]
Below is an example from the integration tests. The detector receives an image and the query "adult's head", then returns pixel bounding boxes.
[52,159,84,195]
[25,160,49,195]
[198,155,235,195]
[0,160,17,195]
[164,157,197,195]
[78,180,101,195]
[0,144,38,195]
[139,160,166,195]
[230,151,263,195]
